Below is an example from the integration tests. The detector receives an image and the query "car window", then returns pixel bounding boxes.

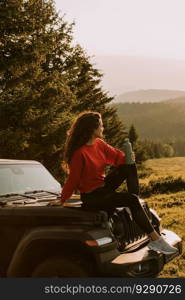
[0,164,61,195]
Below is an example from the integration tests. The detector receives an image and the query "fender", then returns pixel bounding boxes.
[7,226,96,277]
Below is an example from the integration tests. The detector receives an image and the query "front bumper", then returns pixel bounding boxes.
[101,229,182,277]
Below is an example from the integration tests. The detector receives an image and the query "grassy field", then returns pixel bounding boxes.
[139,157,185,277]
[140,157,185,184]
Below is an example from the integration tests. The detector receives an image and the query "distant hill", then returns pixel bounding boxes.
[114,98,185,140]
[166,96,185,103]
[91,55,185,96]
[114,89,185,103]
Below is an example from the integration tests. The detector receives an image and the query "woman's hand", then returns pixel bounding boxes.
[47,200,63,206]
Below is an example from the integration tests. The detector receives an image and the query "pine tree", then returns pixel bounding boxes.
[0,0,75,179]
[129,124,138,146]
[0,0,128,181]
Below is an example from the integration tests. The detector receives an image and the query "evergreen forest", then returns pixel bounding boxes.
[0,0,126,182]
[114,100,185,159]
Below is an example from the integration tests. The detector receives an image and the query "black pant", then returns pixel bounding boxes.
[81,164,154,234]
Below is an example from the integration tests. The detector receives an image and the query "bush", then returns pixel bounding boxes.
[140,176,185,197]
[138,167,153,179]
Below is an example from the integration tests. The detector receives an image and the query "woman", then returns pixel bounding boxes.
[51,111,177,255]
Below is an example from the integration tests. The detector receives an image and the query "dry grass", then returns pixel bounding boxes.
[140,157,185,185]
[139,157,185,278]
[146,192,185,277]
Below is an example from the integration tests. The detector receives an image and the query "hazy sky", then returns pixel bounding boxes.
[55,0,185,61]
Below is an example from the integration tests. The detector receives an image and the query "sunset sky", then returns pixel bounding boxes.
[55,0,185,61]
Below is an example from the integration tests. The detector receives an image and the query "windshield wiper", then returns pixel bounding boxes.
[0,191,60,206]
[25,190,59,196]
[0,193,34,199]
[24,190,60,202]
[0,193,36,206]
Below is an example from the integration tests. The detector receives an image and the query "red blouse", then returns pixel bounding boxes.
[61,138,125,202]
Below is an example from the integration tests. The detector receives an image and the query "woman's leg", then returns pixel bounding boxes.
[108,192,155,234]
[81,189,178,254]
[104,164,139,195]
[81,188,153,234]
[126,164,140,195]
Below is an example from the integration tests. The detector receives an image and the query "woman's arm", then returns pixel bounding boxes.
[98,139,125,166]
[61,150,84,203]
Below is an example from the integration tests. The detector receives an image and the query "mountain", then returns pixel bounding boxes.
[114,89,185,103]
[91,55,185,96]
[166,96,185,103]
[114,99,185,140]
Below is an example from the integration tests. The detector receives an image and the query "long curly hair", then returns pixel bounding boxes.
[63,111,101,171]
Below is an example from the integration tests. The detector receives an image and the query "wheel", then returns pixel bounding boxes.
[31,256,89,277]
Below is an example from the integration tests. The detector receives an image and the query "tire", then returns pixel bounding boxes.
[31,256,89,277]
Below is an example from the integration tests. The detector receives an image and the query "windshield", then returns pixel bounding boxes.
[0,164,61,196]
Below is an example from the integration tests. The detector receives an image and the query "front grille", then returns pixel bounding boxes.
[110,202,151,249]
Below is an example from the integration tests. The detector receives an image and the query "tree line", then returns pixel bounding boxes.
[128,124,185,163]
[115,101,185,140]
[115,101,185,159]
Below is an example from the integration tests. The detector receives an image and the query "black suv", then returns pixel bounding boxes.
[0,159,182,277]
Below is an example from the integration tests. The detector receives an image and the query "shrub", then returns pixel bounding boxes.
[140,176,185,197]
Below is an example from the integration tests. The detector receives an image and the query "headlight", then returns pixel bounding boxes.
[85,237,112,246]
